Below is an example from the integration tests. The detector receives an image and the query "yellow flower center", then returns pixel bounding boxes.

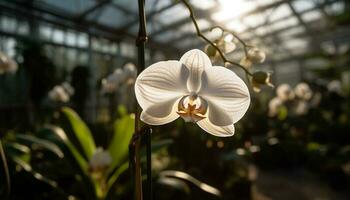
[177,92,207,122]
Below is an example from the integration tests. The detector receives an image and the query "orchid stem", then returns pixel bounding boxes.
[131,0,148,200]
[180,0,253,76]
[146,128,152,200]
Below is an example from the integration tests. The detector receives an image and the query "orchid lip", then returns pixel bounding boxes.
[177,94,208,123]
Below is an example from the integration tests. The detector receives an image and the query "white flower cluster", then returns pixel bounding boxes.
[48,82,74,103]
[0,51,18,74]
[101,63,137,94]
[88,147,112,173]
[268,82,318,117]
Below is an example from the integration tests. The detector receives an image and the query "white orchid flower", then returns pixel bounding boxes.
[134,49,250,137]
[48,85,70,103]
[88,147,112,173]
[0,51,18,74]
[294,82,312,100]
[123,63,137,85]
[101,68,125,93]
[276,84,294,102]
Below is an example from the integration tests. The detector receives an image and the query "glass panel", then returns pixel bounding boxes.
[292,0,315,12]
[301,10,323,22]
[269,4,292,22]
[52,28,65,44]
[38,0,96,14]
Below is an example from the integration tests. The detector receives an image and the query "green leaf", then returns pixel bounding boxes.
[46,126,88,173]
[106,162,128,192]
[37,126,97,200]
[0,140,10,200]
[160,170,221,197]
[59,107,96,160]
[108,114,134,173]
[278,105,288,120]
[15,134,64,158]
[12,156,58,188]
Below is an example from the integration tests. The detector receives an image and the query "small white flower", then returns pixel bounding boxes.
[0,51,18,74]
[294,82,313,100]
[48,86,70,102]
[101,68,125,93]
[327,80,342,94]
[247,47,266,64]
[295,100,309,115]
[268,97,283,117]
[88,147,112,172]
[61,82,75,96]
[276,84,295,102]
[135,49,250,137]
[123,63,137,85]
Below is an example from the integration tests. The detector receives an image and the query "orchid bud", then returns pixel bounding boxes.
[217,38,236,54]
[252,71,274,92]
[204,44,218,58]
[247,47,266,64]
[240,57,252,69]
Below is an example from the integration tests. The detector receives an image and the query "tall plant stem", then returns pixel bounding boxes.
[130,0,148,200]
[145,128,152,200]
[180,0,253,76]
[0,140,10,200]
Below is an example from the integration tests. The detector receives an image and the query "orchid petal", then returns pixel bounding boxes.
[199,66,250,126]
[179,49,212,93]
[197,118,234,137]
[135,60,188,119]
[140,98,180,125]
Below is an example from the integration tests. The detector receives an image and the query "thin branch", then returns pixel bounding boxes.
[181,0,253,76]
[210,25,251,56]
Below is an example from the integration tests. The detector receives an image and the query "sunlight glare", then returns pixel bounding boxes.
[212,0,255,21]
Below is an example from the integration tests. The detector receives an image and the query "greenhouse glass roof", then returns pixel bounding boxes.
[0,0,349,62]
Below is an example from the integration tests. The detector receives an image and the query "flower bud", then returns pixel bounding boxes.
[252,71,274,92]
[204,44,218,58]
[240,57,253,69]
[217,38,236,54]
[247,47,266,64]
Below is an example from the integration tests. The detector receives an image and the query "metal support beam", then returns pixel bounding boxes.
[76,0,112,20]
[118,2,179,31]
[167,0,340,46]
[0,0,181,54]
